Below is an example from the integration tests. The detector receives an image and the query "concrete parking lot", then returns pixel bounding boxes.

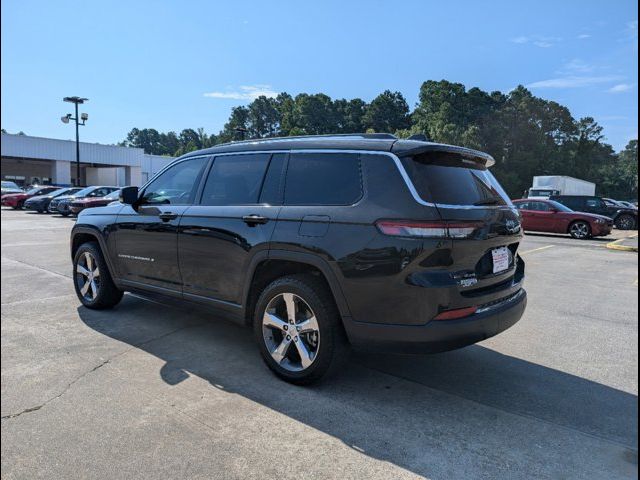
[1,208,638,479]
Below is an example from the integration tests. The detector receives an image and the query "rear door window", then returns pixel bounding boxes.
[284,153,362,205]
[400,152,512,207]
[200,154,270,205]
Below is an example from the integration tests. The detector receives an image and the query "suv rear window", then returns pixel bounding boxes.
[400,152,512,207]
[285,153,362,205]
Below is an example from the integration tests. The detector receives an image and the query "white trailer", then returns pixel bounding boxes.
[528,176,596,199]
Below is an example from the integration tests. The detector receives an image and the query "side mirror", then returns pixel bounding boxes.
[120,186,139,205]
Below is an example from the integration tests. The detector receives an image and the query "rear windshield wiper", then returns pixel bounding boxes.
[473,198,501,206]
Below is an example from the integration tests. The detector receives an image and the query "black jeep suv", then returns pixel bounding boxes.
[70,134,527,384]
[549,195,637,230]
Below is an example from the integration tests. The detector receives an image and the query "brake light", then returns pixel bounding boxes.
[433,306,478,320]
[376,220,482,239]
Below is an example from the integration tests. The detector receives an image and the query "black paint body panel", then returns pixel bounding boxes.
[71,139,526,352]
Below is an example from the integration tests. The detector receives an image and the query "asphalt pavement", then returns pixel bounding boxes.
[1,208,638,479]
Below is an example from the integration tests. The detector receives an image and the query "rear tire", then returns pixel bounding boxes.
[615,214,637,231]
[253,274,349,385]
[569,220,591,239]
[73,242,123,310]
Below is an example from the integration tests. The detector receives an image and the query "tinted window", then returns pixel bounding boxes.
[200,154,270,205]
[88,187,115,197]
[103,190,121,200]
[259,154,287,205]
[515,202,530,210]
[548,200,573,212]
[400,152,512,206]
[285,153,362,205]
[530,201,551,212]
[586,198,605,208]
[555,197,583,210]
[141,157,208,205]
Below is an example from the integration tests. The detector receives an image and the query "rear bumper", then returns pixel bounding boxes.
[343,288,527,354]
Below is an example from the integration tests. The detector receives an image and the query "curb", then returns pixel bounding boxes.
[606,233,639,252]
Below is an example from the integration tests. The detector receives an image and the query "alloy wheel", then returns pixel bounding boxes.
[617,215,635,230]
[262,293,320,372]
[570,222,589,239]
[75,252,101,301]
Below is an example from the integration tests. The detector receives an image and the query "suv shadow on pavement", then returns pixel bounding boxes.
[77,294,637,479]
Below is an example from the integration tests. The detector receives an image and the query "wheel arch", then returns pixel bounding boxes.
[70,226,119,281]
[242,250,352,325]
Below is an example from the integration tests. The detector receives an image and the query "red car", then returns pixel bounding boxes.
[1,186,60,209]
[69,189,121,214]
[513,199,613,239]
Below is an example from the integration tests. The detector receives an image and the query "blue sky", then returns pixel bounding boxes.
[1,0,637,150]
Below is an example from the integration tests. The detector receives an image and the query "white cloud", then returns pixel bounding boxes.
[510,35,561,48]
[560,59,597,74]
[203,85,278,101]
[527,75,625,89]
[608,83,635,93]
[577,34,591,39]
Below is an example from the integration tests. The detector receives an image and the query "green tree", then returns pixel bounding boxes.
[293,94,338,135]
[363,90,410,133]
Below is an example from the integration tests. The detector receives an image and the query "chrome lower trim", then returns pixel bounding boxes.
[475,289,525,314]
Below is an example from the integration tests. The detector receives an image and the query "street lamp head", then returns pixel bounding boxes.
[63,96,88,104]
[61,114,71,124]
[81,113,89,121]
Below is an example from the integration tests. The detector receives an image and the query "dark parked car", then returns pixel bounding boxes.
[24,187,83,213]
[69,189,121,214]
[70,134,527,384]
[550,195,638,230]
[1,186,60,209]
[513,199,613,239]
[616,200,638,210]
[50,186,119,216]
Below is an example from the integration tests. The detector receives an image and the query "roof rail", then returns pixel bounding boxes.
[216,132,398,147]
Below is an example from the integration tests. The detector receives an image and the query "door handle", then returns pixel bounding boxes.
[242,214,269,226]
[159,212,178,222]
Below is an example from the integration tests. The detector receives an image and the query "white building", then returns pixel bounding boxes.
[0,133,175,187]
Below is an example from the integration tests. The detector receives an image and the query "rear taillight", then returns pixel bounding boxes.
[376,220,482,239]
[433,306,478,320]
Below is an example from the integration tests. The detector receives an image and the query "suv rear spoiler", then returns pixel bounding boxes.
[392,141,495,167]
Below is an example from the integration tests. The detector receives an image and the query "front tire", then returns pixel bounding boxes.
[73,242,123,309]
[569,221,591,239]
[615,214,637,231]
[254,274,349,385]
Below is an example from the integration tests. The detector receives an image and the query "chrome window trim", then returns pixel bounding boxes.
[170,149,513,210]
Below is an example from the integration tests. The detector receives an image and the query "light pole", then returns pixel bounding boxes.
[61,97,88,186]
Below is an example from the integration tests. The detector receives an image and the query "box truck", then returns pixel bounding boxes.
[527,176,596,199]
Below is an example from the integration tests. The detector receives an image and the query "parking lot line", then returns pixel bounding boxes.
[520,245,555,255]
[606,233,639,253]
